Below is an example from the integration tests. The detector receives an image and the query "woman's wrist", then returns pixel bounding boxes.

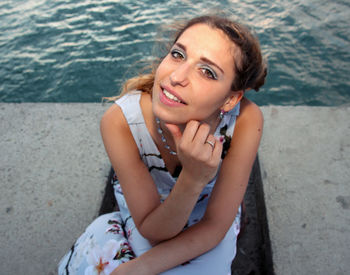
[132,257,153,275]
[179,168,209,193]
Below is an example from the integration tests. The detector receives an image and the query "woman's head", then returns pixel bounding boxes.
[171,15,267,92]
[152,22,241,124]
[151,15,267,124]
[118,15,266,110]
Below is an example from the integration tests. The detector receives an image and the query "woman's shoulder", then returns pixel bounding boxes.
[100,103,128,134]
[100,101,142,159]
[223,98,263,164]
[107,91,150,126]
[100,91,152,136]
[113,91,142,116]
[237,97,263,127]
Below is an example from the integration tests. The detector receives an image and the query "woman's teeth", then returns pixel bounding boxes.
[163,89,182,103]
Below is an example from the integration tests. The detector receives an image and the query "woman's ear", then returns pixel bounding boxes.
[221,90,244,112]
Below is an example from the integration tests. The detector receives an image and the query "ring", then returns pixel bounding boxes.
[205,140,215,149]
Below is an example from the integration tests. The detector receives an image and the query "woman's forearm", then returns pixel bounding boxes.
[118,219,221,275]
[138,169,206,243]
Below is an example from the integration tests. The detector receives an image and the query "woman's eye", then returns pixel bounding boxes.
[201,67,218,80]
[170,49,185,60]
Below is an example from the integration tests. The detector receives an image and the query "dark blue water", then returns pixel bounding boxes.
[1,0,349,105]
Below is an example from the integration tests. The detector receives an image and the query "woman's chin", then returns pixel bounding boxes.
[153,108,187,125]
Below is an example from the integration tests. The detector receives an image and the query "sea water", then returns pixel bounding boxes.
[0,0,349,105]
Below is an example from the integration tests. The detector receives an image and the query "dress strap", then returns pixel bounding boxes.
[214,102,240,138]
[214,102,240,159]
[115,91,143,125]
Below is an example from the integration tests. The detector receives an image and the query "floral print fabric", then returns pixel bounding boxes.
[58,183,241,275]
[58,212,135,275]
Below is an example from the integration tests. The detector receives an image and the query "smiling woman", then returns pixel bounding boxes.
[58,15,267,275]
[153,24,241,127]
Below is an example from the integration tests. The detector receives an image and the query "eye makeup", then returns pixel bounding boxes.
[199,64,218,80]
[170,48,185,59]
[169,42,224,80]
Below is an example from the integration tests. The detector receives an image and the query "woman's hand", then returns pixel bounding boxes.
[166,120,223,186]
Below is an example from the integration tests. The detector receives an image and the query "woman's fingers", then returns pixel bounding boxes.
[204,139,215,150]
[194,123,211,145]
[166,120,222,164]
[166,121,211,147]
[211,137,223,162]
[165,123,182,145]
[181,120,201,142]
[181,121,220,159]
[165,120,223,183]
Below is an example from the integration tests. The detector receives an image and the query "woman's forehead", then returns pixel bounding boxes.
[176,24,235,70]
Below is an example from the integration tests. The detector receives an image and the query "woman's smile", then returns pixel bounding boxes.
[159,85,187,106]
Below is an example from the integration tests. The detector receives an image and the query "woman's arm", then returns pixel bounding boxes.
[203,98,263,237]
[101,104,221,243]
[112,217,224,275]
[112,98,264,274]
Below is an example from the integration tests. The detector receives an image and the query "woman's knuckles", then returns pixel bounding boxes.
[178,141,191,154]
[197,123,210,135]
[188,120,200,128]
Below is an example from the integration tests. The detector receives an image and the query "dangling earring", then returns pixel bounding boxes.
[219,109,225,120]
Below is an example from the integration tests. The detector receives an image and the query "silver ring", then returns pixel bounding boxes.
[205,140,215,149]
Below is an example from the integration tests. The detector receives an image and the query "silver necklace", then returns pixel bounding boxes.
[155,117,177,155]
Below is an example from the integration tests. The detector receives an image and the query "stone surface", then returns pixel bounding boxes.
[259,106,350,275]
[0,103,110,274]
[1,104,349,274]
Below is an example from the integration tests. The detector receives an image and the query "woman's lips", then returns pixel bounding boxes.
[159,86,186,106]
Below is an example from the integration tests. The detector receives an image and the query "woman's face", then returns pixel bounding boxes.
[152,23,239,126]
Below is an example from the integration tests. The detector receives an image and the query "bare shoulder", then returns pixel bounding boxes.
[100,103,135,146]
[226,97,263,156]
[236,97,264,131]
[100,92,152,132]
[100,103,126,130]
[100,102,140,162]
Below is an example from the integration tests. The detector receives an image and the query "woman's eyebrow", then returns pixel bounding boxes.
[174,42,224,74]
[200,57,224,74]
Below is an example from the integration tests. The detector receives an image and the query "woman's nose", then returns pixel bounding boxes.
[169,63,190,86]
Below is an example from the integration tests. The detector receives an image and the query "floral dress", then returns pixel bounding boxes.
[58,91,241,275]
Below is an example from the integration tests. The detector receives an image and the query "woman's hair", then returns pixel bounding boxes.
[111,14,267,100]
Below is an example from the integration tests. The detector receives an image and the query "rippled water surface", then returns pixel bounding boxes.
[0,0,349,105]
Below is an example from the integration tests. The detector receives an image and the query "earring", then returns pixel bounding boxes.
[219,109,225,120]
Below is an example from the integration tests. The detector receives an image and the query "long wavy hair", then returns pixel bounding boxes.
[105,15,267,101]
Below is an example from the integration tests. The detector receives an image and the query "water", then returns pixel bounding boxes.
[0,0,349,105]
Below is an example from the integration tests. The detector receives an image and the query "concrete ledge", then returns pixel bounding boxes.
[259,106,350,275]
[0,104,349,274]
[0,103,110,274]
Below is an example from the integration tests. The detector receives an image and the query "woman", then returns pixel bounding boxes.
[59,15,267,275]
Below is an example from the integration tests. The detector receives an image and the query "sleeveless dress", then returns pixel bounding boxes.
[58,91,241,275]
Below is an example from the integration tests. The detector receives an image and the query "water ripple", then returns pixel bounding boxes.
[0,0,349,104]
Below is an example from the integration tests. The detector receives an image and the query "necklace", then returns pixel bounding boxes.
[155,117,177,155]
